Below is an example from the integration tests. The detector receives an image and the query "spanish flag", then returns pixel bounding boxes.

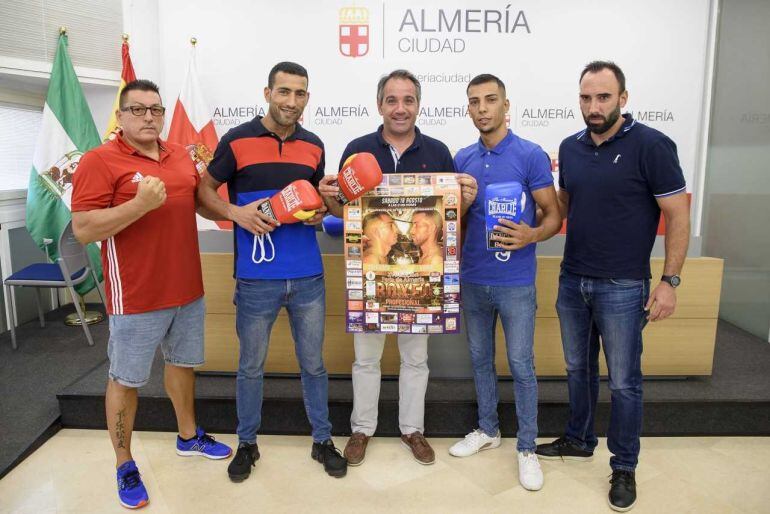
[103,35,137,141]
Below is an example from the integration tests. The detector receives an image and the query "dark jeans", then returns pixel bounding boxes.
[234,274,332,444]
[556,270,649,471]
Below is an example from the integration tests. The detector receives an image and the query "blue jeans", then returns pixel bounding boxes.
[108,297,205,388]
[234,274,332,444]
[462,281,538,452]
[556,270,649,471]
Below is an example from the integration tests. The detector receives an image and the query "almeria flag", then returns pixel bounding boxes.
[167,42,230,230]
[26,31,102,295]
[103,37,137,141]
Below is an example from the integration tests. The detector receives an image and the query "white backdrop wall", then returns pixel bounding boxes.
[147,0,714,232]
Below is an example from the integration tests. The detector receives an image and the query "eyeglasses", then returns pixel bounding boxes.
[121,105,166,117]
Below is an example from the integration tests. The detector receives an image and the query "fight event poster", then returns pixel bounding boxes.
[344,173,461,334]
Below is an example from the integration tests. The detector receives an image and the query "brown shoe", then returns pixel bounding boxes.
[343,432,370,466]
[401,432,435,465]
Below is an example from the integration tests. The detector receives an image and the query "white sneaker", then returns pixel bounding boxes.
[448,429,501,457]
[518,451,544,491]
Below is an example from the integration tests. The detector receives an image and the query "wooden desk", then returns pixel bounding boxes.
[199,254,723,376]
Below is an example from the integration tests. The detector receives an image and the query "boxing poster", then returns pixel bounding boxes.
[344,173,461,334]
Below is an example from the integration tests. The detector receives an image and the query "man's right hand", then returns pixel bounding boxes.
[134,176,166,214]
[228,199,279,235]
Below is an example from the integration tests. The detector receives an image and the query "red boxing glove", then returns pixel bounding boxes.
[334,152,383,204]
[257,180,323,224]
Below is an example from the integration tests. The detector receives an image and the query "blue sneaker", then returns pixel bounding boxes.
[176,426,232,460]
[116,460,149,509]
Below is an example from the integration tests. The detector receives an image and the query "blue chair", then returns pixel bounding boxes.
[3,220,105,349]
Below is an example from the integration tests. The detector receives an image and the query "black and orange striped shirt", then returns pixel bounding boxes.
[208,116,325,279]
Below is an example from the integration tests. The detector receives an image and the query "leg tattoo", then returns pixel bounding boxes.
[116,409,127,449]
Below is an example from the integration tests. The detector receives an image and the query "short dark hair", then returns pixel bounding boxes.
[377,69,421,105]
[268,61,309,89]
[467,74,506,96]
[580,61,626,93]
[119,79,161,108]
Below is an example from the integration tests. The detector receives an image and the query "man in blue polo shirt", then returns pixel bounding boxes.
[320,69,478,467]
[535,61,690,511]
[197,61,347,481]
[448,74,562,491]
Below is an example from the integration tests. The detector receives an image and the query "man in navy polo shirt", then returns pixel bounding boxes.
[197,61,347,481]
[448,74,562,492]
[536,61,690,511]
[320,69,478,467]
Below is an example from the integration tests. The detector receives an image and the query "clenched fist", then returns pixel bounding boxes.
[134,176,166,213]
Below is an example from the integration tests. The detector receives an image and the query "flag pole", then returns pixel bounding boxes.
[58,25,104,328]
[64,295,104,326]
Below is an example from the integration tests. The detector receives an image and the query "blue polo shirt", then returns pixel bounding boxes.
[558,114,686,279]
[338,125,455,173]
[455,130,554,286]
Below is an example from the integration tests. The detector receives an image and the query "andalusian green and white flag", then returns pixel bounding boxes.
[26,32,103,294]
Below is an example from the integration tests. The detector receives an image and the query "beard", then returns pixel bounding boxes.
[477,123,498,134]
[268,103,301,128]
[474,113,504,134]
[583,104,621,134]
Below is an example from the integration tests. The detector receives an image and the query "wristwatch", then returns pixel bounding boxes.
[661,275,681,288]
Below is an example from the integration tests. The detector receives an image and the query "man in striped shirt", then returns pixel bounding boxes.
[197,62,348,481]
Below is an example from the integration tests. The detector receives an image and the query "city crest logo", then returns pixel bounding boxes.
[339,7,369,58]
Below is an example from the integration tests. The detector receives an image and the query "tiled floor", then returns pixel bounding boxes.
[1,430,768,513]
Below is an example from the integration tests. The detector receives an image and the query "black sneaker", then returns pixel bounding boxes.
[227,442,260,483]
[535,436,594,461]
[311,439,348,478]
[609,470,637,512]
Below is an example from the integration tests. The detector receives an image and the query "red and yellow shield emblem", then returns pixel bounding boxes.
[339,7,369,58]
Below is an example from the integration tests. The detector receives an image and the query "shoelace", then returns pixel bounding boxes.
[410,433,429,449]
[324,442,344,458]
[464,429,485,445]
[348,435,366,448]
[197,432,217,448]
[520,451,541,468]
[550,437,578,462]
[118,470,142,491]
[610,470,635,484]
[550,437,575,458]
[234,444,256,465]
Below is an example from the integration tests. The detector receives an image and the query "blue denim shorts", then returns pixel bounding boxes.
[107,297,205,387]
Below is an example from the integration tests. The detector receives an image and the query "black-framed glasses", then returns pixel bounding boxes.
[121,105,166,117]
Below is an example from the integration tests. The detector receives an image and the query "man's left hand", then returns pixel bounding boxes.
[456,173,478,205]
[645,282,677,321]
[490,218,537,250]
[318,175,341,201]
[303,203,328,226]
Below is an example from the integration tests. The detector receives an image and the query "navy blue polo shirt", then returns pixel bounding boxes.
[455,130,554,286]
[208,116,325,279]
[338,125,455,173]
[558,114,686,279]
